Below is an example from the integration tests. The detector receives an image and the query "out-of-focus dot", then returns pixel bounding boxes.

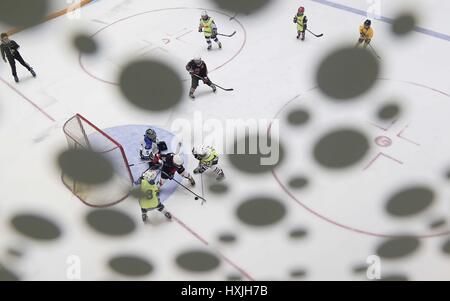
[378,274,409,281]
[287,109,310,126]
[212,0,271,14]
[392,14,416,36]
[290,269,307,278]
[429,218,446,229]
[119,60,182,111]
[445,169,450,180]
[218,232,237,244]
[176,250,221,272]
[385,186,434,217]
[7,248,23,258]
[86,209,136,236]
[0,0,48,28]
[226,274,242,281]
[288,176,309,189]
[228,135,285,174]
[236,196,286,227]
[0,264,19,281]
[73,33,98,54]
[442,239,450,255]
[289,227,308,239]
[58,149,114,184]
[209,182,229,194]
[109,255,154,277]
[10,213,61,241]
[376,236,420,259]
[316,47,379,100]
[313,129,369,169]
[352,263,367,274]
[378,103,400,120]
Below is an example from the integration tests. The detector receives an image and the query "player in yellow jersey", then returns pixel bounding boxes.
[199,11,222,50]
[136,169,172,223]
[192,145,225,181]
[293,6,308,40]
[356,19,374,48]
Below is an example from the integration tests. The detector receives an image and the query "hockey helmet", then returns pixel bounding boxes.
[298,6,305,14]
[142,169,158,183]
[201,10,209,19]
[364,19,372,27]
[172,154,184,167]
[192,145,209,160]
[193,56,202,66]
[145,128,157,141]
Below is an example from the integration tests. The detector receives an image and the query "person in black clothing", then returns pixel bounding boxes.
[153,152,195,187]
[185,56,216,99]
[1,33,36,83]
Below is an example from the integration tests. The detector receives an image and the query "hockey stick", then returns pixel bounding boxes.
[368,44,381,60]
[216,31,236,37]
[162,171,207,205]
[193,74,234,91]
[306,29,323,38]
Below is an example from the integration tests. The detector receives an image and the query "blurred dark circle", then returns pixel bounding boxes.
[0,265,19,281]
[288,176,309,189]
[385,186,434,217]
[176,250,221,272]
[109,255,154,277]
[236,196,286,227]
[86,209,136,236]
[58,149,114,184]
[209,182,229,194]
[392,14,416,36]
[0,0,48,28]
[228,134,285,174]
[376,236,420,259]
[316,47,379,100]
[289,227,308,239]
[218,232,237,243]
[287,109,310,126]
[212,0,272,14]
[378,103,400,120]
[73,33,98,54]
[313,129,369,169]
[10,213,61,241]
[119,60,183,111]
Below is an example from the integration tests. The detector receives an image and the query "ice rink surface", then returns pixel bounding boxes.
[0,0,450,280]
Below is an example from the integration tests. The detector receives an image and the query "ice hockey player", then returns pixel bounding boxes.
[293,7,308,40]
[1,33,36,83]
[158,153,196,187]
[136,169,172,223]
[192,145,225,181]
[198,11,222,50]
[139,128,167,168]
[356,19,374,48]
[186,56,216,99]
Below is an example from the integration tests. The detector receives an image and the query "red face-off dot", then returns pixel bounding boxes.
[375,136,392,147]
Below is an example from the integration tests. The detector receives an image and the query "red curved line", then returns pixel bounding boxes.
[270,79,450,238]
[79,7,247,85]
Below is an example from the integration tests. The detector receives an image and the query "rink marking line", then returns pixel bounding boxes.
[270,80,450,238]
[172,214,255,281]
[309,0,450,43]
[0,76,55,122]
[363,152,403,171]
[7,0,94,36]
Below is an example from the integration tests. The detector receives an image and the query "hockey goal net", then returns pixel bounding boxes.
[62,114,134,207]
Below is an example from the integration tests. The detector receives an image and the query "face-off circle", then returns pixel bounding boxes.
[79,8,246,85]
[271,79,450,238]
